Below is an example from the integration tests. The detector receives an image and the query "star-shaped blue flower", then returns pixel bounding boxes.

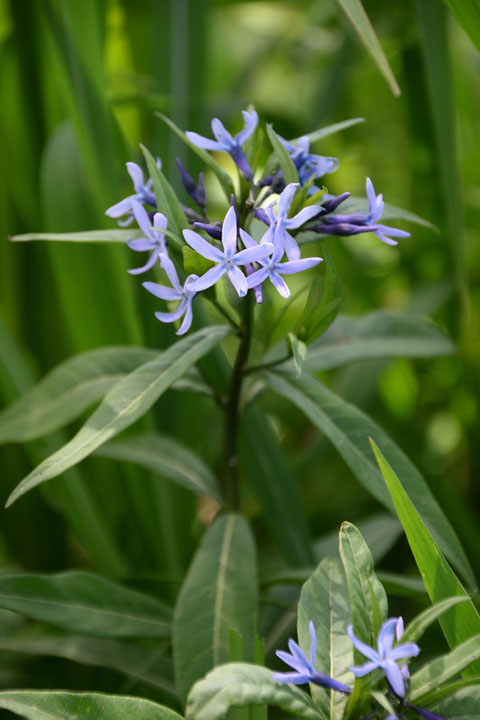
[143,253,198,335]
[185,206,273,297]
[348,617,420,698]
[127,200,167,275]
[279,134,339,186]
[106,160,160,225]
[274,620,351,694]
[255,183,322,261]
[186,110,258,180]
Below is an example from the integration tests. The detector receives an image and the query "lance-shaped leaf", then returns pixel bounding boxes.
[10,229,135,243]
[96,433,221,501]
[173,514,258,701]
[371,440,480,675]
[300,311,454,374]
[409,635,480,701]
[401,597,469,644]
[0,346,157,443]
[0,633,175,696]
[0,691,182,720]
[262,369,474,587]
[297,558,353,719]
[0,571,171,637]
[266,124,299,185]
[6,325,232,506]
[335,0,401,96]
[339,522,387,648]
[444,0,480,54]
[141,143,188,237]
[293,118,365,144]
[186,663,325,720]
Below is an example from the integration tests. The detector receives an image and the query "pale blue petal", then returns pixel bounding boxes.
[159,252,182,292]
[126,162,144,192]
[227,265,248,297]
[185,131,227,152]
[277,134,296,153]
[279,229,301,261]
[246,267,269,288]
[221,206,238,255]
[142,281,182,301]
[234,243,273,264]
[390,643,420,661]
[384,659,406,697]
[155,298,188,323]
[396,617,404,641]
[128,248,162,275]
[269,271,290,298]
[309,621,317,668]
[105,196,133,218]
[176,300,193,335]
[189,264,226,292]
[366,177,377,213]
[285,205,322,229]
[278,183,299,217]
[276,650,308,674]
[239,228,257,249]
[374,230,399,246]
[377,618,398,658]
[279,257,323,275]
[235,110,258,145]
[347,625,380,663]
[131,199,154,238]
[297,136,310,153]
[287,639,312,671]
[211,118,234,147]
[153,212,168,231]
[273,672,310,685]
[183,229,224,262]
[349,660,379,677]
[376,224,411,238]
[128,238,156,252]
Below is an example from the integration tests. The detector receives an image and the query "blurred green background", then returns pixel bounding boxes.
[0,0,479,700]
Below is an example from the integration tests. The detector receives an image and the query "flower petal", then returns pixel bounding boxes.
[377,618,398,658]
[105,196,134,218]
[311,671,351,694]
[276,650,308,674]
[273,672,311,685]
[176,299,194,335]
[374,230,399,246]
[188,264,226,292]
[246,266,269,288]
[234,243,273,265]
[131,199,154,238]
[128,248,162,275]
[309,621,317,669]
[153,212,168,231]
[389,643,420,661]
[278,183,299,217]
[183,229,224,262]
[239,228,257,249]
[142,281,182,301]
[155,298,188,323]
[278,257,323,275]
[185,131,227,152]
[349,660,379,677]
[221,206,238,255]
[128,238,156,252]
[285,205,322,229]
[269,271,290,299]
[384,659,406,697]
[235,110,258,145]
[227,265,248,297]
[278,229,301,261]
[366,177,377,213]
[347,625,380,663]
[376,224,411,238]
[211,118,233,147]
[159,253,182,291]
[126,162,144,192]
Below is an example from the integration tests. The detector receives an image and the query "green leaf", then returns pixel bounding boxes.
[155,112,234,202]
[420,678,480,709]
[293,117,365,144]
[371,440,480,675]
[0,632,176,696]
[287,333,307,376]
[266,125,299,185]
[410,635,480,700]
[263,370,474,587]
[339,522,387,649]
[376,572,427,598]
[0,691,182,720]
[0,571,171,637]
[335,0,401,96]
[6,325,231,506]
[298,312,454,374]
[313,513,402,565]
[239,407,314,566]
[402,597,469,644]
[415,0,467,307]
[95,433,221,501]
[141,143,188,238]
[0,346,157,443]
[297,558,352,719]
[10,229,134,243]
[173,514,258,701]
[444,0,480,54]
[296,250,342,345]
[185,663,324,720]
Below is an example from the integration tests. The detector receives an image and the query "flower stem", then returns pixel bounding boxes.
[221,292,253,509]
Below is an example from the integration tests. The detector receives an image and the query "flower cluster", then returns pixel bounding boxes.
[274,617,445,720]
[105,109,411,335]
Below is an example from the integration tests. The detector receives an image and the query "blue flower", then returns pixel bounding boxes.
[407,704,446,720]
[315,178,411,245]
[273,620,351,694]
[185,206,273,297]
[143,253,198,335]
[106,160,160,225]
[278,134,339,186]
[186,110,258,180]
[241,224,322,299]
[348,617,420,698]
[127,200,167,275]
[176,159,206,213]
[255,183,322,261]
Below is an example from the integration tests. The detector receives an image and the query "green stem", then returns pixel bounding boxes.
[221,293,253,509]
[244,353,291,375]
